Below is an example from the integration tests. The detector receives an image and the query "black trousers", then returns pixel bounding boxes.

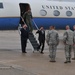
[21,38,27,53]
[37,40,45,52]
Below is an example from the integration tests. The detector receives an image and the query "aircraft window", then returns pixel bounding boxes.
[68,7,70,10]
[72,7,74,10]
[50,6,52,9]
[56,6,58,9]
[0,3,3,8]
[66,11,72,16]
[40,10,47,16]
[53,6,55,9]
[53,10,60,16]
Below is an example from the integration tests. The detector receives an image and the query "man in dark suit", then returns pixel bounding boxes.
[36,26,45,54]
[20,24,29,53]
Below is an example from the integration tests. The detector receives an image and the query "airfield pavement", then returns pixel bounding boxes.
[0,30,74,75]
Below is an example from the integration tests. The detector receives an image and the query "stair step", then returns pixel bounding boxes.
[29,37,36,40]
[29,41,38,43]
[30,44,38,46]
[29,33,38,50]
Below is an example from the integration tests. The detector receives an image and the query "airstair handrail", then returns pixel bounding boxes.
[32,19,39,30]
[20,16,26,24]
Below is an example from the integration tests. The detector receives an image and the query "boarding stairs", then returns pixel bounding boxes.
[28,19,39,52]
[29,32,38,52]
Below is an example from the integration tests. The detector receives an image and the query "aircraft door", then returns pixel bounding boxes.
[19,3,31,25]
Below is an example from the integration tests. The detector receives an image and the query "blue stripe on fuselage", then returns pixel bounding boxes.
[0,17,20,30]
[33,18,75,29]
[0,17,75,30]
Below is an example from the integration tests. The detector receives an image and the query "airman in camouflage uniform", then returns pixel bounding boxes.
[46,26,59,62]
[72,25,75,60]
[63,25,73,63]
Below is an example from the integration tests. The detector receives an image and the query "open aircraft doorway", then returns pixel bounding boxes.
[19,3,31,25]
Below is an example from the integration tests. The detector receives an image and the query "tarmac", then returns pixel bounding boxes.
[0,30,75,75]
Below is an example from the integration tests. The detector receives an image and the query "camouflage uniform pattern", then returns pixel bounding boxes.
[46,30,59,61]
[73,30,75,58]
[63,29,73,62]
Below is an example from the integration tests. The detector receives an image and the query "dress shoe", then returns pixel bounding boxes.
[25,51,27,53]
[22,51,27,53]
[40,52,44,54]
[37,49,39,51]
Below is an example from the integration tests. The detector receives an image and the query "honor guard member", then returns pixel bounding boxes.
[72,25,75,60]
[63,25,73,63]
[46,26,59,62]
[23,9,33,32]
[20,24,29,53]
[36,26,45,54]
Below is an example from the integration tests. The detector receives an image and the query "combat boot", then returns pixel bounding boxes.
[68,58,71,63]
[64,61,68,63]
[50,58,56,62]
[64,58,68,63]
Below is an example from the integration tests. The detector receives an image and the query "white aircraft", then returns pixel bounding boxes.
[0,0,75,30]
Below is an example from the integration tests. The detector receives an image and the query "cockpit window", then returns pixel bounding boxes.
[66,11,72,16]
[40,10,47,16]
[0,3,3,8]
[53,10,60,16]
